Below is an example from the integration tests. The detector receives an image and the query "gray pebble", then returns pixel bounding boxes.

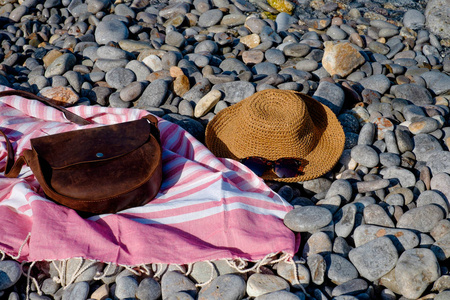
[109,92,131,108]
[198,9,223,27]
[394,84,433,106]
[313,81,345,115]
[363,204,395,228]
[421,71,450,95]
[95,19,129,45]
[254,290,301,300]
[351,145,379,168]
[45,53,77,78]
[416,190,448,216]
[136,277,161,300]
[282,43,311,57]
[0,260,22,290]
[198,274,246,300]
[327,26,348,40]
[252,62,278,76]
[397,204,445,233]
[395,248,440,299]
[265,49,285,65]
[161,271,197,299]
[325,254,359,285]
[136,79,169,108]
[67,281,90,300]
[213,81,255,104]
[380,166,416,188]
[325,179,353,203]
[332,278,368,297]
[413,133,443,162]
[358,75,391,94]
[403,9,425,30]
[380,153,401,167]
[94,59,129,72]
[283,206,332,232]
[354,225,419,251]
[126,60,151,82]
[349,236,398,281]
[246,273,289,297]
[334,204,357,238]
[120,81,145,102]
[105,67,136,90]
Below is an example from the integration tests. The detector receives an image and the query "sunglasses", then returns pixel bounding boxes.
[239,156,304,178]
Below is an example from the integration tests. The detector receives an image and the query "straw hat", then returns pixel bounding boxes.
[205,89,345,182]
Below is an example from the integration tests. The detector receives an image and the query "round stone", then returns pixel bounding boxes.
[325,254,359,285]
[95,19,129,45]
[351,145,379,168]
[0,260,22,290]
[198,274,245,300]
[283,206,332,232]
[246,274,289,298]
[395,248,441,299]
[349,236,398,281]
[105,68,136,90]
[397,205,445,233]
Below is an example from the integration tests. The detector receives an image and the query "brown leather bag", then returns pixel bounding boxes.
[0,90,163,214]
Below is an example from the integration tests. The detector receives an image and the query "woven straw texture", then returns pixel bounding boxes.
[205,90,345,182]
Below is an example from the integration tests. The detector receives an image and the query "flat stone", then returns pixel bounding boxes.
[0,260,22,290]
[416,190,449,216]
[349,236,398,281]
[413,133,443,162]
[198,274,245,300]
[246,273,289,298]
[363,204,395,228]
[240,34,261,48]
[431,231,450,261]
[183,78,212,103]
[275,260,310,289]
[312,81,345,115]
[254,290,300,300]
[284,206,332,232]
[350,145,379,168]
[198,9,223,27]
[393,83,433,106]
[105,67,136,90]
[212,81,255,104]
[306,254,326,285]
[283,43,311,57]
[325,254,359,285]
[45,53,76,77]
[380,166,416,188]
[395,248,441,299]
[302,231,332,257]
[332,278,368,297]
[161,271,197,300]
[67,281,90,300]
[425,0,450,39]
[322,41,365,77]
[135,79,169,108]
[325,179,353,203]
[334,204,357,238]
[358,75,391,94]
[95,19,129,45]
[397,204,445,233]
[421,71,450,95]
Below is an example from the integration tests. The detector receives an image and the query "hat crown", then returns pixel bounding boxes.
[231,90,320,160]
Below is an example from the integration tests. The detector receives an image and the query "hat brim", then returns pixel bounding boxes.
[205,92,345,182]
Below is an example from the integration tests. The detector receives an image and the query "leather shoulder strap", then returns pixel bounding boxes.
[0,90,92,126]
[0,130,32,178]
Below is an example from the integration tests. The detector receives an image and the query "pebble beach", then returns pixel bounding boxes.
[0,0,450,298]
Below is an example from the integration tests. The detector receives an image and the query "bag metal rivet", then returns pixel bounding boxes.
[96,153,104,158]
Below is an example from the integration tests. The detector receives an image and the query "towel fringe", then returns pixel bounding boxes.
[21,261,42,300]
[11,232,31,260]
[194,261,216,288]
[0,250,5,261]
[93,262,112,281]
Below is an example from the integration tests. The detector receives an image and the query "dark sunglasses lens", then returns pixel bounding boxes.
[274,158,302,178]
[240,157,267,176]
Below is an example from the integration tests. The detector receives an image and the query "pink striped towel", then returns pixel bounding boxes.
[0,86,298,266]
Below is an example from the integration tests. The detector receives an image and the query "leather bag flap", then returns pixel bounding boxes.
[31,119,152,168]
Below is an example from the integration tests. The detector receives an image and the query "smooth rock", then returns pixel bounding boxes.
[161,271,197,300]
[302,231,332,257]
[349,237,398,281]
[393,83,433,105]
[105,67,136,90]
[136,79,169,108]
[246,274,289,298]
[307,254,326,285]
[45,53,76,77]
[325,179,353,203]
[39,86,79,107]
[313,81,345,115]
[194,90,222,118]
[283,206,332,232]
[354,225,419,251]
[325,254,359,285]
[0,260,21,291]
[198,274,246,300]
[358,75,391,94]
[395,248,441,299]
[397,204,445,232]
[212,81,255,104]
[95,19,129,45]
[351,145,379,168]
[380,166,416,188]
[332,278,368,297]
[334,204,357,238]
